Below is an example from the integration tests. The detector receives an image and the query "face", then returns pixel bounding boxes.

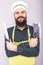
[13,8,27,26]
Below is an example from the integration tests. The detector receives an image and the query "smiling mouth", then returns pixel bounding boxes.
[18,18,24,21]
[18,17,24,19]
[17,16,24,19]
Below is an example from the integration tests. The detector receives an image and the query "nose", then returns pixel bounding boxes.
[19,12,22,16]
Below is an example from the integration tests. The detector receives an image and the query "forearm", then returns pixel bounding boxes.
[22,46,39,57]
[5,37,40,57]
[5,38,17,52]
[17,42,29,54]
[17,42,39,57]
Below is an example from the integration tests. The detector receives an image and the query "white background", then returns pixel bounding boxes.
[0,0,43,65]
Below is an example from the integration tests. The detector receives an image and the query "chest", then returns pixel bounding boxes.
[14,29,28,42]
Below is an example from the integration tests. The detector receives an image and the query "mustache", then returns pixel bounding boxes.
[17,16,25,19]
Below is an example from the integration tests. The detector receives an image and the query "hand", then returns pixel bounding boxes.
[29,37,38,48]
[6,39,17,52]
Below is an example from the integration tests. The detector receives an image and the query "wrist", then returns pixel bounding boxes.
[14,45,17,52]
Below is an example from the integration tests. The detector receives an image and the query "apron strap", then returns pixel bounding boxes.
[12,26,31,45]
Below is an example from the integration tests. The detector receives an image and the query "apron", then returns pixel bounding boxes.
[8,27,35,65]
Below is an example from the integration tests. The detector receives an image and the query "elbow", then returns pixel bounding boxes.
[34,49,39,57]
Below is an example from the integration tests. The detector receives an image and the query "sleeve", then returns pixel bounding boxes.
[17,38,40,57]
[5,27,19,57]
[17,26,40,57]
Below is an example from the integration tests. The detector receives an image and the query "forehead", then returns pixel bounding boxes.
[15,8,26,12]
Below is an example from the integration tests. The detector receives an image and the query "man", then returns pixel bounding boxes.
[5,1,39,65]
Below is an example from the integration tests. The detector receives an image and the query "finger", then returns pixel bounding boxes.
[6,41,9,44]
[10,39,11,42]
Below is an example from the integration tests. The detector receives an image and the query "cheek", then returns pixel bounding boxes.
[14,13,19,19]
[22,13,27,18]
[14,14,19,19]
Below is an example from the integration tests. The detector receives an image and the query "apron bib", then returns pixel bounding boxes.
[8,27,35,65]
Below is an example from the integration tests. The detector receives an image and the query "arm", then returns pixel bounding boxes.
[5,37,39,57]
[5,38,19,57]
[17,38,40,57]
[5,26,39,57]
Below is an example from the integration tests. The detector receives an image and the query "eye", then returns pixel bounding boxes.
[15,12,19,14]
[21,11,25,14]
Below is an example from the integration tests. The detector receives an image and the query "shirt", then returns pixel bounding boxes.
[5,25,39,57]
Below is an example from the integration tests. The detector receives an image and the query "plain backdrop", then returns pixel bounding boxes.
[0,0,43,65]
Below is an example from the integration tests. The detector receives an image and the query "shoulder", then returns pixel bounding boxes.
[27,25,33,37]
[7,26,15,33]
[7,26,14,31]
[7,26,14,39]
[27,25,33,30]
[7,26,14,35]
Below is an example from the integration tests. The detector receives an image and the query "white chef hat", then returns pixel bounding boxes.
[11,1,28,13]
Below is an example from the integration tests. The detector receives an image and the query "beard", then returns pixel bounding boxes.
[15,16,27,27]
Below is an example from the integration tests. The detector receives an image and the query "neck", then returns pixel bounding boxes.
[16,25,26,31]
